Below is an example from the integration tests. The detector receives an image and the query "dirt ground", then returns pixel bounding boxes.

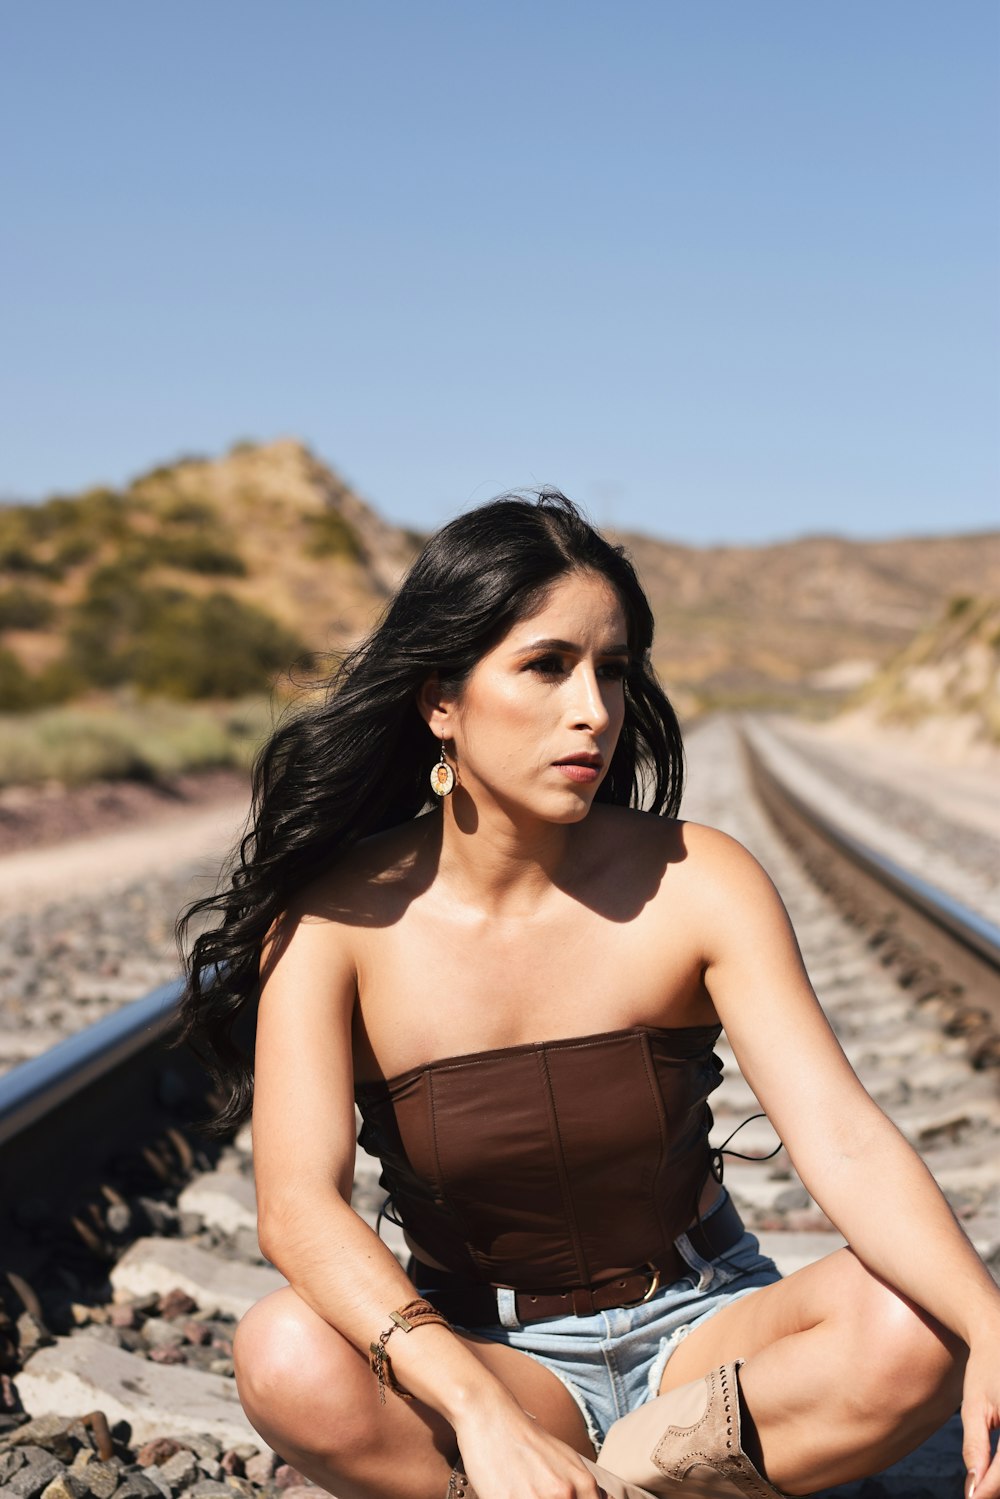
[0,771,251,916]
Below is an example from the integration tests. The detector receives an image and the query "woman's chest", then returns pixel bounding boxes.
[351,893,710,1084]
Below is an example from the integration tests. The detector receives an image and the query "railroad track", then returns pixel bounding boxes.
[0,715,997,1499]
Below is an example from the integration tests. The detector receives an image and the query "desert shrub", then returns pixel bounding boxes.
[132,592,305,699]
[54,534,98,568]
[0,586,56,631]
[0,697,274,786]
[63,576,304,700]
[130,533,247,575]
[302,508,361,560]
[161,497,216,525]
[0,648,37,710]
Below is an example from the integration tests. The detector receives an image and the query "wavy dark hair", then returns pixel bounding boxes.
[176,490,684,1130]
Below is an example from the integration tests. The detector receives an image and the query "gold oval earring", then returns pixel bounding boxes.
[430,738,455,797]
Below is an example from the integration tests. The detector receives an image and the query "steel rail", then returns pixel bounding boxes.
[740,723,1000,1065]
[0,978,183,1148]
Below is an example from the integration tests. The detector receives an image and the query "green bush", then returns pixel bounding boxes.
[161,497,216,525]
[303,508,361,560]
[132,592,305,698]
[126,533,247,576]
[0,697,274,786]
[0,586,55,630]
[0,648,37,710]
[63,579,305,700]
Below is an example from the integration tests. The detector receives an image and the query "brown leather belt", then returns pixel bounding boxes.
[409,1194,745,1325]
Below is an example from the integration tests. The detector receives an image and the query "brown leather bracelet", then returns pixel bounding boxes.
[369,1297,450,1404]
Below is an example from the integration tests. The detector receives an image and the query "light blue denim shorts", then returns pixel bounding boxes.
[431,1194,781,1451]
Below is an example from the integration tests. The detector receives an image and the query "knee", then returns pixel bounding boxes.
[233,1290,376,1461]
[843,1259,964,1416]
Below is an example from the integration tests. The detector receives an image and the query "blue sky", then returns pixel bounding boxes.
[2,1,997,543]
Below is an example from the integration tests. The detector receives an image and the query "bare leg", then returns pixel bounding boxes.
[652,1248,964,1495]
[232,1286,595,1499]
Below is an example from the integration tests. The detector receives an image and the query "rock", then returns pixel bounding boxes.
[274,1464,312,1490]
[772,1185,812,1213]
[76,1460,122,1499]
[136,1200,179,1236]
[73,1326,123,1349]
[208,1359,234,1378]
[158,1450,199,1490]
[135,1439,182,1468]
[142,1321,185,1351]
[136,1470,171,1499]
[16,1339,260,1449]
[16,1311,54,1357]
[182,1322,211,1346]
[177,1173,258,1238]
[243,1452,279,1484]
[109,1307,142,1331]
[114,1477,163,1499]
[0,1448,27,1481]
[185,1485,234,1498]
[228,1447,258,1464]
[173,1436,221,1461]
[197,1459,223,1480]
[40,1477,86,1499]
[148,1348,187,1366]
[106,1205,133,1236]
[110,1242,285,1322]
[156,1291,197,1322]
[3,1416,76,1459]
[7,1453,66,1499]
[219,1452,244,1477]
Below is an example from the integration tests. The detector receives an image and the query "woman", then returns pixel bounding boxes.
[179,493,999,1499]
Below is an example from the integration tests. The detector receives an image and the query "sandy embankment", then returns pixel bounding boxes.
[781,716,1000,843]
[0,778,252,916]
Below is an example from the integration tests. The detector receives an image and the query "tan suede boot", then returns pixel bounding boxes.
[597,1360,786,1498]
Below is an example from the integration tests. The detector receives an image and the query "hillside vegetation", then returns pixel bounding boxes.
[0,439,417,711]
[846,595,1000,747]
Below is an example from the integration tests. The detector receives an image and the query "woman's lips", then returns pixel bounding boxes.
[554,762,601,783]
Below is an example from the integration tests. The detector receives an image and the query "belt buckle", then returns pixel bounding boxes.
[618,1263,661,1308]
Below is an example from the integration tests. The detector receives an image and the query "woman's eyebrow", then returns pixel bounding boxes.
[516,637,631,656]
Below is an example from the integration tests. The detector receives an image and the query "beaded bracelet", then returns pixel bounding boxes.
[369,1297,451,1404]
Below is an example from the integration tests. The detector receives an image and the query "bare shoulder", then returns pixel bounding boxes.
[261,816,435,979]
[585,804,767,887]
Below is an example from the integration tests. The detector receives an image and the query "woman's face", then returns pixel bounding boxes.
[442,569,630,823]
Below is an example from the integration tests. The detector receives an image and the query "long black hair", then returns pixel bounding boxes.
[176,491,683,1129]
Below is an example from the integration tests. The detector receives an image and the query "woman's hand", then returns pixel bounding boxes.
[453,1392,605,1499]
[961,1338,1000,1499]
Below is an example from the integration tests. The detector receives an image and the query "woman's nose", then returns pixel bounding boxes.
[569,665,610,731]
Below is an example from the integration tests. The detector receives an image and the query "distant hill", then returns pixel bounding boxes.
[841,595,1000,748]
[0,440,418,708]
[1,439,998,715]
[618,529,1000,713]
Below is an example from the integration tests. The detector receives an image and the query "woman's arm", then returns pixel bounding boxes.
[687,824,1000,1493]
[251,896,603,1499]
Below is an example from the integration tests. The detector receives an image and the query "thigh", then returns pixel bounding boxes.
[658,1246,882,1391]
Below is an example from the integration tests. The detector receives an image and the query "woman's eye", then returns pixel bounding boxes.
[599,662,628,681]
[525,656,566,676]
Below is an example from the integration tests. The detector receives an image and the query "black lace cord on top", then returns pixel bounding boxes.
[376,1194,405,1238]
[710,1111,783,1185]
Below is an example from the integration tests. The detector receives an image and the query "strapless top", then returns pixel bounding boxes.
[355,1023,724,1289]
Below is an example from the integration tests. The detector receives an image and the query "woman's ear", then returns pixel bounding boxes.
[416,674,456,737]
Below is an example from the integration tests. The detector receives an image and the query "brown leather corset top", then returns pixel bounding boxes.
[354,1023,724,1290]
